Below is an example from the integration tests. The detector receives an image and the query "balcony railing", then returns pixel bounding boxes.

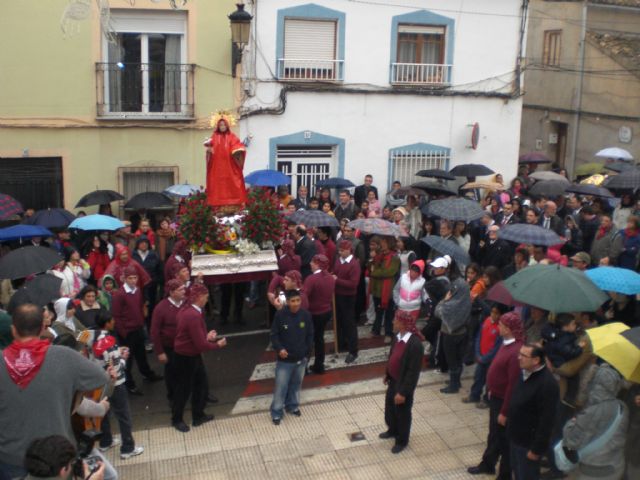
[96,63,195,119]
[276,58,344,82]
[390,63,452,86]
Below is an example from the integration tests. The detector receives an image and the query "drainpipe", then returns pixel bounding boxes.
[569,0,587,176]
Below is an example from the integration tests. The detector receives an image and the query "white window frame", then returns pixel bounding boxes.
[276,146,335,195]
[389,148,450,188]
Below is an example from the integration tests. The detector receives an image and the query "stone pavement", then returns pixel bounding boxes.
[101,376,496,480]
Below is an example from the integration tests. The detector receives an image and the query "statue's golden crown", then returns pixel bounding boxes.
[210,110,237,128]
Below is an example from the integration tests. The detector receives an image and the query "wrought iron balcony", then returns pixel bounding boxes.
[96,63,195,119]
[390,63,452,86]
[276,58,344,82]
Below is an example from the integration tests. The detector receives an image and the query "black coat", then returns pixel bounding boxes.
[495,212,520,227]
[479,239,512,271]
[294,236,316,278]
[132,249,163,283]
[354,184,378,208]
[385,334,424,397]
[538,215,565,237]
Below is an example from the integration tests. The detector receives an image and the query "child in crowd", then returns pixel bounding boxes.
[366,189,381,218]
[93,312,144,460]
[393,260,427,320]
[541,313,583,368]
[321,201,336,217]
[97,275,117,311]
[133,219,156,249]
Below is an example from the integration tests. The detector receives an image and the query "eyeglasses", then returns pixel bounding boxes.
[518,352,533,358]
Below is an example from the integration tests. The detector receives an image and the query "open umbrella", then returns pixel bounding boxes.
[528,180,568,198]
[587,323,640,383]
[503,264,608,313]
[244,169,291,187]
[575,163,607,177]
[69,214,125,231]
[585,266,640,295]
[486,281,524,307]
[163,183,200,198]
[530,171,570,184]
[595,147,633,161]
[315,177,355,189]
[519,152,552,164]
[7,273,63,314]
[449,164,495,177]
[0,193,23,220]
[0,246,62,280]
[75,190,125,208]
[26,208,76,229]
[621,327,640,350]
[124,192,174,210]
[0,225,53,243]
[347,219,407,237]
[604,162,635,173]
[415,169,455,181]
[392,187,427,197]
[461,181,505,191]
[603,170,640,190]
[422,198,485,222]
[421,235,470,266]
[288,209,339,228]
[411,181,457,197]
[564,184,613,198]
[498,224,564,247]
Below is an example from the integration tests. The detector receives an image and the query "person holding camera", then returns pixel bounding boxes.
[24,435,105,480]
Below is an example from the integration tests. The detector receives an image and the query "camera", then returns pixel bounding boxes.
[72,430,103,478]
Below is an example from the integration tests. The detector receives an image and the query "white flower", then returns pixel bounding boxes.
[235,238,260,256]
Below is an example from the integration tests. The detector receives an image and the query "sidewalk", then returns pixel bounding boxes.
[101,376,494,480]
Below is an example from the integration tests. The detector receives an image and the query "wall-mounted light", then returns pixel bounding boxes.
[228,3,253,78]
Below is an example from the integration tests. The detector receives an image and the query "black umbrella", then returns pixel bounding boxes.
[26,208,76,229]
[603,170,640,190]
[75,190,125,208]
[421,235,470,266]
[621,327,640,350]
[315,177,355,189]
[498,224,564,247]
[411,181,457,197]
[449,164,495,177]
[564,184,613,198]
[518,152,552,164]
[604,162,635,173]
[124,192,174,210]
[528,180,568,198]
[0,246,62,280]
[7,273,62,314]
[288,209,339,228]
[422,197,485,222]
[415,169,455,181]
[392,187,427,197]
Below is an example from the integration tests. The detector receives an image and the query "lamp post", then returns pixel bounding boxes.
[228,3,253,78]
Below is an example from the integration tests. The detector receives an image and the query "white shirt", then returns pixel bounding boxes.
[168,297,183,308]
[123,283,137,294]
[503,338,516,345]
[137,250,149,262]
[191,304,202,313]
[313,269,321,274]
[396,331,412,343]
[523,364,545,381]
[340,255,353,264]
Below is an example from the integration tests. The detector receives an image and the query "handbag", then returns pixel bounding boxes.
[553,404,623,472]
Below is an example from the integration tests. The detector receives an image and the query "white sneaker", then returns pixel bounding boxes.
[120,445,144,460]
[98,435,121,452]
[364,319,374,326]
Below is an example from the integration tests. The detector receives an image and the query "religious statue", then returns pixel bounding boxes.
[204,111,247,212]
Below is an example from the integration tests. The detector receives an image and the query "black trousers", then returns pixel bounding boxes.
[335,294,358,355]
[355,270,367,317]
[384,378,415,447]
[171,353,207,424]
[120,328,154,388]
[481,395,511,479]
[422,318,448,371]
[100,384,134,453]
[163,346,176,402]
[220,282,246,321]
[312,311,332,369]
[441,331,467,387]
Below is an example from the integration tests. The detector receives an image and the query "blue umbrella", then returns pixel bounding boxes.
[26,208,76,229]
[164,183,201,198]
[316,177,355,189]
[585,267,640,295]
[0,225,53,242]
[244,169,291,187]
[499,224,564,247]
[69,214,125,231]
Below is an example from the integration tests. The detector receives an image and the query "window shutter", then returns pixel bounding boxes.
[284,19,336,60]
[398,25,445,35]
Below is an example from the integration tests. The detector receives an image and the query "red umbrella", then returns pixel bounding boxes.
[0,193,23,220]
[486,281,524,307]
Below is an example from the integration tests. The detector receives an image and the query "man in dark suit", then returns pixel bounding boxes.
[379,310,425,454]
[293,226,316,279]
[495,202,519,227]
[537,200,564,237]
[292,185,309,210]
[479,225,512,271]
[354,174,378,208]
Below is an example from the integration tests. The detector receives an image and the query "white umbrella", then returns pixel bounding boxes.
[164,183,200,198]
[595,147,633,161]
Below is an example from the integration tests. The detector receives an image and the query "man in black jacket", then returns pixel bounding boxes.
[132,236,163,323]
[478,225,512,271]
[293,226,316,279]
[507,344,559,480]
[354,174,378,208]
[379,310,425,454]
[537,201,565,237]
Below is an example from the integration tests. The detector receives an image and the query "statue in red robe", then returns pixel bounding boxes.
[204,116,247,210]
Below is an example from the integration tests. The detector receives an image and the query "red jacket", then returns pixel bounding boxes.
[151,298,182,355]
[174,305,221,356]
[321,239,336,272]
[332,256,361,297]
[303,270,335,315]
[111,286,145,339]
[486,340,522,416]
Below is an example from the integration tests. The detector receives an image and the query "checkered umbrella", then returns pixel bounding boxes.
[289,209,339,228]
[498,223,564,247]
[530,171,570,184]
[347,219,407,237]
[0,193,23,220]
[423,198,485,221]
[604,162,635,173]
[528,180,568,197]
[603,170,640,190]
[421,235,470,266]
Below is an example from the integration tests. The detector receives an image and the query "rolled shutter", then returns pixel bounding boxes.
[284,19,336,66]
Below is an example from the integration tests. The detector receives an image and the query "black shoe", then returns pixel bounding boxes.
[440,385,460,394]
[272,418,281,426]
[310,365,325,375]
[378,431,395,439]
[192,414,214,427]
[127,386,144,396]
[467,464,495,475]
[288,409,301,417]
[206,395,219,404]
[391,444,406,454]
[144,373,164,382]
[345,353,358,364]
[173,421,190,433]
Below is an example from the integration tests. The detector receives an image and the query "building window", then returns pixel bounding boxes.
[390,10,454,85]
[276,4,345,82]
[118,166,177,215]
[543,30,562,66]
[0,157,63,211]
[96,10,194,119]
[389,143,450,188]
[276,146,335,195]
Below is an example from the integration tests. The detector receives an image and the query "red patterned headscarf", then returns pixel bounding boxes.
[395,310,425,341]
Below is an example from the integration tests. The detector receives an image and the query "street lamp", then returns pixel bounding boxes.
[229,3,253,77]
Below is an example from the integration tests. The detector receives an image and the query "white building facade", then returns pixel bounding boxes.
[237,0,527,195]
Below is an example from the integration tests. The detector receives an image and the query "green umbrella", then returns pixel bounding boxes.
[503,264,608,313]
[575,162,606,177]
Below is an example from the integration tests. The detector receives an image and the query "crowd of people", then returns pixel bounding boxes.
[1,166,640,479]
